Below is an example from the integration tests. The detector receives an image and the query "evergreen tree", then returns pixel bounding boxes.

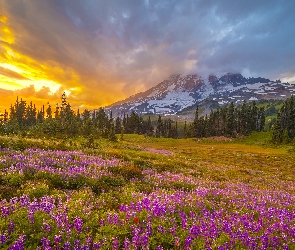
[26,101,37,126]
[226,102,235,136]
[287,96,295,139]
[192,106,199,137]
[94,108,109,137]
[257,107,265,131]
[173,121,178,139]
[54,104,60,119]
[272,96,295,143]
[37,105,45,124]
[156,115,164,137]
[81,109,93,137]
[123,113,127,129]
[108,123,118,142]
[46,103,53,119]
[183,121,188,138]
[115,117,122,134]
[250,101,258,131]
[126,111,140,134]
[272,112,283,143]
[120,125,124,140]
[145,116,154,136]
[2,110,8,123]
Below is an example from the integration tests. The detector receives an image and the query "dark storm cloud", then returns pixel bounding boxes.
[1,0,295,107]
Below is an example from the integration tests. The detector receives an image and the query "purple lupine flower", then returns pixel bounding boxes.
[157,225,166,233]
[123,238,130,250]
[10,235,26,250]
[41,221,51,233]
[28,212,34,224]
[146,223,152,236]
[140,233,149,248]
[73,217,83,233]
[174,237,181,248]
[8,220,15,233]
[85,236,93,247]
[0,234,8,244]
[112,237,119,249]
[217,242,229,250]
[1,205,10,217]
[74,239,81,250]
[184,236,193,250]
[19,195,29,207]
[63,241,71,250]
[41,237,51,249]
[54,235,62,245]
[93,242,101,249]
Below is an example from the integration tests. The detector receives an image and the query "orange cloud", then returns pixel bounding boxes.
[0,66,28,80]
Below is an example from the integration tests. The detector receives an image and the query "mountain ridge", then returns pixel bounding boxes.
[103,73,295,116]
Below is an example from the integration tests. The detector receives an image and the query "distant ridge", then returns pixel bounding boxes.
[103,73,295,116]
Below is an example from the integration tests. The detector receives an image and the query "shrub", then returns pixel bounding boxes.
[3,172,24,187]
[18,180,51,199]
[120,166,143,180]
[0,185,18,199]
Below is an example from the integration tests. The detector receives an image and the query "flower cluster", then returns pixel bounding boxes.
[0,148,120,181]
[0,147,294,249]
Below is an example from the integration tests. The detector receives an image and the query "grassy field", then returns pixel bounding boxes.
[0,133,294,249]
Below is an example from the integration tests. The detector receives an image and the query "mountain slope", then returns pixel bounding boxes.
[105,73,295,116]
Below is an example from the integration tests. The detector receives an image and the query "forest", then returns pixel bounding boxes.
[1,93,294,144]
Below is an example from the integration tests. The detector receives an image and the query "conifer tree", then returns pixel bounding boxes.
[145,116,154,136]
[183,121,188,138]
[54,104,60,119]
[192,106,199,137]
[258,107,265,131]
[250,101,258,131]
[115,117,121,134]
[120,125,124,140]
[123,113,127,128]
[46,103,53,119]
[108,123,117,142]
[272,112,283,143]
[81,109,93,137]
[226,102,235,136]
[156,115,164,137]
[173,121,178,139]
[37,105,45,124]
[287,96,295,138]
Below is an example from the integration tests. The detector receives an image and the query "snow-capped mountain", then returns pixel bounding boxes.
[105,73,295,116]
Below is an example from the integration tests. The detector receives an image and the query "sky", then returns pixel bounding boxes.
[1,0,295,112]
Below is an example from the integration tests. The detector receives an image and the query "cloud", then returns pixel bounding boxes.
[0,66,28,80]
[1,0,295,112]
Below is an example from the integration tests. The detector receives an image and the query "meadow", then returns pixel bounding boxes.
[0,133,294,249]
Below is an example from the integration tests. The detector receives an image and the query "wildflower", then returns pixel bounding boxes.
[174,237,181,248]
[134,217,139,224]
[73,217,83,233]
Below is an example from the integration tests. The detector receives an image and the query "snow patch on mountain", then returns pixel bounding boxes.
[105,73,295,116]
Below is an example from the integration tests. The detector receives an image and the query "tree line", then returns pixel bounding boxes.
[185,101,265,138]
[6,93,295,143]
[0,93,117,141]
[272,96,295,143]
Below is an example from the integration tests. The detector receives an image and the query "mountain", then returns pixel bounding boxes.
[104,73,295,117]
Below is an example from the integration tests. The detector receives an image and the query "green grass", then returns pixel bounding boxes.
[1,132,294,194]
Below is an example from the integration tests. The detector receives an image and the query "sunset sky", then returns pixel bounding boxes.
[1,0,295,112]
